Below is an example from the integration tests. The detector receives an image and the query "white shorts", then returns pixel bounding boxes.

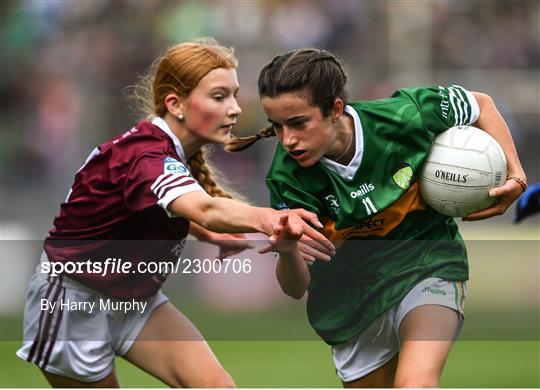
[332,277,467,382]
[16,267,169,382]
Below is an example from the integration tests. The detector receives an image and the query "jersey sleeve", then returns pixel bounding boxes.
[266,177,324,215]
[124,153,204,217]
[394,85,480,134]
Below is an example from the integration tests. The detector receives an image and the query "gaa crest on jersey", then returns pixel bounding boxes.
[163,156,189,175]
[392,163,413,190]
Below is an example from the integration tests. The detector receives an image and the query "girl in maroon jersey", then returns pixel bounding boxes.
[17,38,334,387]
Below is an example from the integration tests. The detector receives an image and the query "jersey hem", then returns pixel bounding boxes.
[315,272,469,345]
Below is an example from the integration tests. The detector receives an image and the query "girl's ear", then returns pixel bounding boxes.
[332,98,344,121]
[164,93,184,117]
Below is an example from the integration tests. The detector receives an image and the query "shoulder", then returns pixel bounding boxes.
[390,84,460,100]
[100,121,177,162]
[347,89,424,115]
[389,84,475,108]
[346,93,421,130]
[104,121,171,150]
[349,85,459,121]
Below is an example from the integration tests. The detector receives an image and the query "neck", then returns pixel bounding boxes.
[328,114,355,165]
[163,113,206,159]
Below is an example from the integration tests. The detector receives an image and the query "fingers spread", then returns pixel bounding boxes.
[294,209,323,228]
[301,224,335,253]
[298,241,331,262]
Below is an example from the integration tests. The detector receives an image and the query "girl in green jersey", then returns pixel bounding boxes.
[228,49,526,387]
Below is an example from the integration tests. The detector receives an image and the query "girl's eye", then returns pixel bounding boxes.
[213,95,225,101]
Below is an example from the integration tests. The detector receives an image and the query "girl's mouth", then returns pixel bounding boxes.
[289,150,307,159]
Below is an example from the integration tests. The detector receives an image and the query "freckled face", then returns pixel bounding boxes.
[262,93,337,167]
[182,68,242,144]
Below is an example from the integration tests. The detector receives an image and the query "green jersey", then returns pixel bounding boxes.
[266,85,480,345]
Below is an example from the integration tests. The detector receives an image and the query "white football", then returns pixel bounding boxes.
[419,125,507,217]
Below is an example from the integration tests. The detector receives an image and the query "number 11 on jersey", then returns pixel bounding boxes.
[362,197,377,215]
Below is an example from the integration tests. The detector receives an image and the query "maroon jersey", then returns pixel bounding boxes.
[44,118,204,299]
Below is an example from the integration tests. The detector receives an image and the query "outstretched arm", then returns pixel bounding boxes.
[189,222,253,258]
[260,215,317,299]
[464,92,527,221]
[169,191,335,255]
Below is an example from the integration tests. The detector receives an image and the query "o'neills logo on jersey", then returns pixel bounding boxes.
[422,286,446,295]
[350,183,375,198]
[435,170,468,183]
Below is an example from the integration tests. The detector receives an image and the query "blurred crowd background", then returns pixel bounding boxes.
[2,0,538,231]
[1,0,539,326]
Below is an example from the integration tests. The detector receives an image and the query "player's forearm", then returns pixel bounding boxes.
[276,249,310,299]
[170,192,278,235]
[472,92,526,181]
[189,222,217,242]
[197,197,276,235]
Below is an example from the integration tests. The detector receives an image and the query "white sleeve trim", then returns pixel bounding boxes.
[156,177,196,199]
[463,88,480,124]
[157,183,205,218]
[447,87,464,126]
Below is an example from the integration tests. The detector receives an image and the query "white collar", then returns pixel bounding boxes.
[319,105,364,180]
[151,117,187,162]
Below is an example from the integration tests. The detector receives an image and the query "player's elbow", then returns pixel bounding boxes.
[472,91,494,108]
[285,288,306,300]
[279,281,306,300]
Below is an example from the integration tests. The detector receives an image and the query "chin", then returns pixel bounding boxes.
[297,158,316,168]
[215,132,231,144]
[217,135,231,145]
[206,135,228,145]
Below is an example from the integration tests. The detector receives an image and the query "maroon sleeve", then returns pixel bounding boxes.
[124,153,204,214]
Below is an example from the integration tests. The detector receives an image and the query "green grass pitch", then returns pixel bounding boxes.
[1,341,538,387]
